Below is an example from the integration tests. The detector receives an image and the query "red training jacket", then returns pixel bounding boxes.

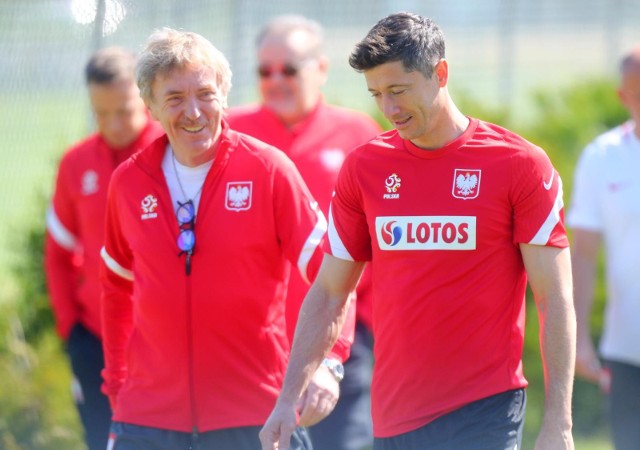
[101,124,352,432]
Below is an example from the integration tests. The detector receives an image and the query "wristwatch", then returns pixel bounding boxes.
[321,357,345,382]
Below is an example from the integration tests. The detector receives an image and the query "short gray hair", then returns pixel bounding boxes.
[136,27,232,106]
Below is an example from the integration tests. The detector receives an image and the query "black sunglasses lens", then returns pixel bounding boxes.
[281,65,298,77]
[257,66,271,78]
[257,65,298,78]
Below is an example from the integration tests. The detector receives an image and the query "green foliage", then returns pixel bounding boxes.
[10,191,56,344]
[0,328,84,449]
[0,194,85,448]
[522,78,628,193]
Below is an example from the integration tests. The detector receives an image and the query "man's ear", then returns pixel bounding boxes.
[317,55,330,86]
[435,59,449,87]
[146,102,158,121]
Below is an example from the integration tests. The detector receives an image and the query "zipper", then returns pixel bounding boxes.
[186,278,199,436]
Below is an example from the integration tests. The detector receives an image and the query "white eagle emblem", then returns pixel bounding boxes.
[81,170,99,195]
[225,182,252,211]
[452,169,481,199]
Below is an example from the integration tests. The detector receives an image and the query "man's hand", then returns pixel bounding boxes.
[534,418,574,450]
[259,399,298,450]
[575,334,610,392]
[296,363,340,426]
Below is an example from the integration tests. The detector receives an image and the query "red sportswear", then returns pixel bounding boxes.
[227,102,382,331]
[101,124,350,431]
[324,118,569,437]
[44,120,163,340]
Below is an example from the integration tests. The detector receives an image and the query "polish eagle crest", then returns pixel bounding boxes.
[225,181,253,211]
[452,169,481,199]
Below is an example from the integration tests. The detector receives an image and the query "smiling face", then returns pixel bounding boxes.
[364,60,450,149]
[88,79,149,149]
[146,65,225,166]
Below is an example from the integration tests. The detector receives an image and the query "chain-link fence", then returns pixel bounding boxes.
[1,0,639,271]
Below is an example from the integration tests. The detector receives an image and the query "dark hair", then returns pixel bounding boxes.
[85,46,137,85]
[349,12,445,79]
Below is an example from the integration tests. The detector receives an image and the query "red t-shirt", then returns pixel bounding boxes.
[324,118,569,437]
[44,120,163,339]
[227,102,382,332]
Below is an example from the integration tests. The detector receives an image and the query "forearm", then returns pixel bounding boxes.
[279,282,351,405]
[570,234,599,345]
[539,291,576,426]
[521,244,576,447]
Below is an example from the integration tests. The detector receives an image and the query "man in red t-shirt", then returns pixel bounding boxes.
[44,47,163,450]
[261,12,576,450]
[227,15,381,450]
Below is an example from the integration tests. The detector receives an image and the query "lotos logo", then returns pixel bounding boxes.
[375,216,476,250]
[141,194,158,220]
[381,221,403,246]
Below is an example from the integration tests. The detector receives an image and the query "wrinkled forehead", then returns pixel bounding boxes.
[152,64,219,94]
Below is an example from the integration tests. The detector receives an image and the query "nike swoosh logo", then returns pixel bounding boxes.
[543,171,554,190]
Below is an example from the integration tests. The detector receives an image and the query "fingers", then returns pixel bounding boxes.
[259,404,298,450]
[298,379,339,426]
[259,420,295,450]
[575,341,602,384]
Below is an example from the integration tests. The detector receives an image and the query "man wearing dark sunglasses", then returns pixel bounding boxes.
[44,47,163,450]
[99,28,355,450]
[228,15,382,450]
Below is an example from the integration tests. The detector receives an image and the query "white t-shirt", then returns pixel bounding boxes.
[567,120,640,365]
[161,144,213,214]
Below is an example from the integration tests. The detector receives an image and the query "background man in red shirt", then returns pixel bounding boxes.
[44,46,163,450]
[227,16,382,450]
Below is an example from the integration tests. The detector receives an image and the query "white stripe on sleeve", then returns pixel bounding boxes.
[326,204,355,262]
[100,246,134,281]
[297,202,328,284]
[529,176,565,246]
[46,205,78,251]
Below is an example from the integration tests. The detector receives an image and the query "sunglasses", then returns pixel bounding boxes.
[176,200,196,275]
[257,63,300,79]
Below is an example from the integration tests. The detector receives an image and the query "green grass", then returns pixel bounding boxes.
[0,90,88,277]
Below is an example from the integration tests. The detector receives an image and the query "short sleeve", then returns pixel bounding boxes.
[511,144,569,248]
[324,153,372,261]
